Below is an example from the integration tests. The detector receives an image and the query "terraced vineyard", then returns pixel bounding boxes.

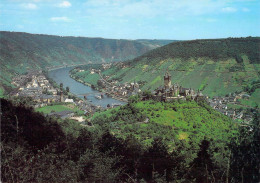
[97,37,260,107]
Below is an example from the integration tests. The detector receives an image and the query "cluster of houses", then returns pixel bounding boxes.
[9,71,104,123]
[102,63,112,70]
[108,81,141,99]
[82,66,141,101]
[208,94,254,122]
[10,71,61,106]
[97,77,141,101]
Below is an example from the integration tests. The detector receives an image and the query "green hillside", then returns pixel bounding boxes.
[2,96,259,182]
[90,99,259,182]
[0,31,174,94]
[97,37,260,105]
[92,99,236,148]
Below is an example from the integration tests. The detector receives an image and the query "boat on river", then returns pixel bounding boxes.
[95,95,102,99]
[112,103,122,108]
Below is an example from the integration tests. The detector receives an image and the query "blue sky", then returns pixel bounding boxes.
[0,0,259,40]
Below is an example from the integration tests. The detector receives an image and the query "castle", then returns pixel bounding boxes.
[152,69,204,102]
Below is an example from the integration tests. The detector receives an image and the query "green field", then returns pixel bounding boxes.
[71,70,101,86]
[36,104,84,115]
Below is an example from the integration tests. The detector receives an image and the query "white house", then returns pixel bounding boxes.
[65,99,74,103]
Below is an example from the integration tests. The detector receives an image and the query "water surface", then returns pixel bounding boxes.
[48,67,125,108]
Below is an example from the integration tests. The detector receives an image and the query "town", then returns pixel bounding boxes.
[74,64,255,124]
[9,70,103,125]
[9,66,254,125]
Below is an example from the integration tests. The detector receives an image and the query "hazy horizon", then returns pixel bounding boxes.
[2,30,260,41]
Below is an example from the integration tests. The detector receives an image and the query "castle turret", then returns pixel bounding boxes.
[164,69,171,89]
[60,90,64,102]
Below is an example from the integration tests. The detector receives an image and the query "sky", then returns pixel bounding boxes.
[0,0,259,40]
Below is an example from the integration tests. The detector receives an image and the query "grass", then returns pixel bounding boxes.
[36,105,72,114]
[36,104,85,115]
[72,71,101,86]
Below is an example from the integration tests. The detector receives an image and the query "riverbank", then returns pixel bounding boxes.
[69,71,128,103]
[69,73,92,87]
[48,67,126,108]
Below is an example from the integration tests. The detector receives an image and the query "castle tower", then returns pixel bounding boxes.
[164,68,171,89]
[60,91,64,102]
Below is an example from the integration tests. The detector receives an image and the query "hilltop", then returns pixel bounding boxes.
[87,37,260,106]
[0,31,175,94]
[91,99,236,147]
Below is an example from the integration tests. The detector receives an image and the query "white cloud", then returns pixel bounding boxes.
[57,1,71,8]
[50,16,71,22]
[21,3,37,9]
[221,7,237,13]
[242,7,250,12]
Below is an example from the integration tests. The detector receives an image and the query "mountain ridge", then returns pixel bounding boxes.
[0,31,176,93]
[90,37,260,106]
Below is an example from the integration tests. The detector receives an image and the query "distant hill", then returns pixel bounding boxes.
[136,37,259,64]
[136,39,179,49]
[0,31,174,93]
[98,37,260,104]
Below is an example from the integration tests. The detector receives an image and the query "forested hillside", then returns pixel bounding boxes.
[97,37,260,104]
[0,31,174,94]
[1,98,259,182]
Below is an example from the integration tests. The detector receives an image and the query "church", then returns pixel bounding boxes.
[152,69,204,102]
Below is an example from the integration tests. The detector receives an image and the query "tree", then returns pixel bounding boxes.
[128,95,140,104]
[139,138,170,182]
[122,135,143,182]
[60,83,63,89]
[142,90,153,100]
[188,140,215,183]
[66,86,70,93]
[78,149,122,182]
[1,99,65,150]
[230,112,260,183]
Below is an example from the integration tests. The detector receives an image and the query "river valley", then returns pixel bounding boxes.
[48,67,125,108]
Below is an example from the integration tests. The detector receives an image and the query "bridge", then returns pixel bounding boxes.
[77,92,105,97]
[46,63,102,71]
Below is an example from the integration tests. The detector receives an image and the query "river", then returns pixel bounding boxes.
[48,67,126,108]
